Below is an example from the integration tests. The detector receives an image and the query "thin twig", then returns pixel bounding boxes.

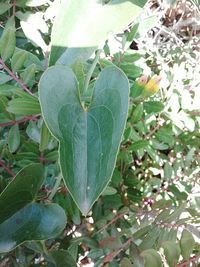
[102,238,132,264]
[0,58,34,96]
[13,0,16,17]
[92,211,128,237]
[0,115,40,127]
[0,161,15,177]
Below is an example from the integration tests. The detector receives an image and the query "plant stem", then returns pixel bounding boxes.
[48,175,63,200]
[83,49,101,94]
[13,0,16,17]
[0,58,34,96]
[0,161,15,177]
[0,115,40,127]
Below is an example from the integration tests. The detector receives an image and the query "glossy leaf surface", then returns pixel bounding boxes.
[0,163,44,224]
[39,65,129,214]
[0,203,66,253]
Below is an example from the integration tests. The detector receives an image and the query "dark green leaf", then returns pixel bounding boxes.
[0,203,66,253]
[0,163,44,224]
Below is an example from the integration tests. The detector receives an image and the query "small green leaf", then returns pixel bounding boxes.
[0,163,44,224]
[20,63,36,87]
[144,101,164,114]
[164,162,173,180]
[0,85,16,96]
[7,97,41,115]
[0,27,16,61]
[50,249,77,267]
[8,124,20,153]
[39,121,52,151]
[129,140,149,152]
[71,60,85,94]
[120,258,133,267]
[102,186,117,196]
[180,229,195,260]
[0,3,12,15]
[0,73,12,85]
[141,249,162,267]
[11,49,28,72]
[26,121,40,143]
[0,203,67,253]
[131,103,143,123]
[162,241,181,267]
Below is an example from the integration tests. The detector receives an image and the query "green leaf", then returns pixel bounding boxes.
[120,258,133,267]
[162,241,181,267]
[129,140,149,152]
[7,97,41,115]
[50,0,146,65]
[0,27,16,61]
[20,63,36,87]
[144,101,164,114]
[131,103,143,123]
[50,249,77,267]
[39,121,51,151]
[71,60,85,94]
[180,229,195,260]
[0,73,12,85]
[11,49,28,72]
[0,84,16,96]
[141,249,162,267]
[0,3,12,15]
[164,162,173,180]
[0,203,67,253]
[39,65,129,215]
[8,124,20,153]
[0,163,44,224]
[102,186,117,196]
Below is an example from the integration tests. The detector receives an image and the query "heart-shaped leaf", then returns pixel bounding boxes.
[39,65,129,214]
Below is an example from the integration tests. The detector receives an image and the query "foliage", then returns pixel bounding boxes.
[0,0,199,266]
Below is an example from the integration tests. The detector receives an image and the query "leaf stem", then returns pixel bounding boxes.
[83,49,101,94]
[0,58,34,96]
[48,175,63,200]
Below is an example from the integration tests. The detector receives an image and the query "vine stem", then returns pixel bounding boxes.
[102,238,133,264]
[92,211,128,237]
[0,58,34,96]
[83,49,101,94]
[0,115,40,127]
[0,161,15,177]
[48,175,63,200]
